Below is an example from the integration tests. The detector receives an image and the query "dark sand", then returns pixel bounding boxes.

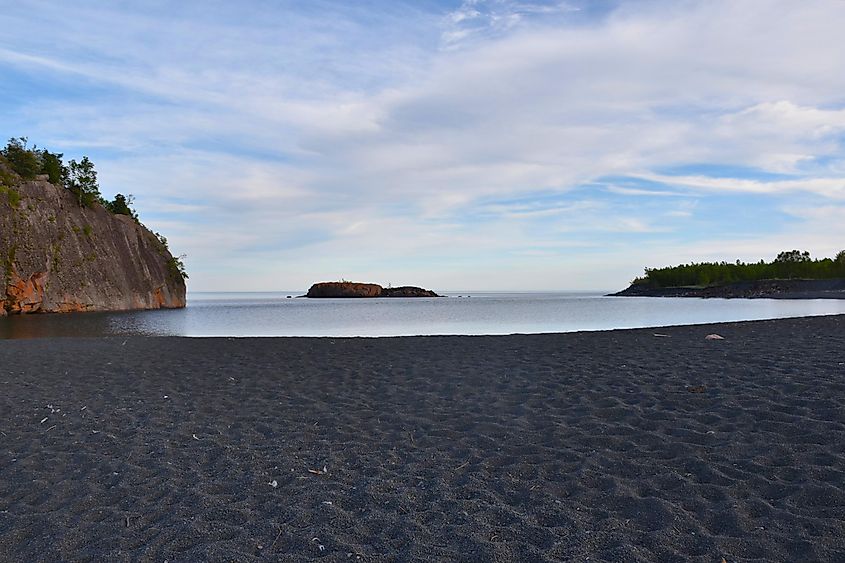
[1,316,844,562]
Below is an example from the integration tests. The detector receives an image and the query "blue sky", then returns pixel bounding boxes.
[2,0,844,291]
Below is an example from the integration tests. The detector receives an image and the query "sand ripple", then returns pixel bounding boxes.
[1,315,844,561]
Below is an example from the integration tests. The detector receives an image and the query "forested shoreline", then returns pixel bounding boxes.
[633,250,845,288]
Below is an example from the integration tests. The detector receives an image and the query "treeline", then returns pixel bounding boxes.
[634,250,845,288]
[0,137,137,218]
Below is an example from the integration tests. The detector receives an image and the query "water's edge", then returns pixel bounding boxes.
[3,291,845,339]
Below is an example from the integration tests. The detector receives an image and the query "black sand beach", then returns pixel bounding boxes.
[1,316,844,562]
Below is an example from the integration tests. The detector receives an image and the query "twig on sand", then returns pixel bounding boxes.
[269,527,283,550]
[308,466,328,475]
[455,460,470,470]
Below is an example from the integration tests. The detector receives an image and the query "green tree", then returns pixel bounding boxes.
[104,193,138,219]
[775,250,811,263]
[38,150,65,184]
[64,156,101,207]
[836,250,845,264]
[1,137,40,179]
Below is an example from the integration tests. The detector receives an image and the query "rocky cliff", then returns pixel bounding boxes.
[306,282,439,298]
[1,175,186,315]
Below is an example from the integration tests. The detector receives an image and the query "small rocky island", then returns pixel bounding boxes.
[612,250,845,299]
[306,282,439,298]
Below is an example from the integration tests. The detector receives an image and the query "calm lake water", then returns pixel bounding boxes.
[2,291,845,339]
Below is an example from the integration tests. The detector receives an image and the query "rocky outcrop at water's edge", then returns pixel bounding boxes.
[1,176,186,315]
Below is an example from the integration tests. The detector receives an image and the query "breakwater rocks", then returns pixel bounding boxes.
[1,176,186,315]
[610,278,845,299]
[306,282,439,298]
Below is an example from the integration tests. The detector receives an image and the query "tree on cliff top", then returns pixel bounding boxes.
[64,156,101,208]
[39,150,65,184]
[104,193,138,220]
[1,138,66,184]
[1,137,40,179]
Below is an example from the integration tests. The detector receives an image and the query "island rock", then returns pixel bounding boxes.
[306,282,439,298]
[381,286,440,298]
[307,282,383,298]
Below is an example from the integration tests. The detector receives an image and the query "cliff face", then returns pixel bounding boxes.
[306,282,439,298]
[1,177,186,315]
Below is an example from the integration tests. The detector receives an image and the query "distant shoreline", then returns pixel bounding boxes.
[610,278,845,299]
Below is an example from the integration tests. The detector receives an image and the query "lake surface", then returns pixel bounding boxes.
[2,291,845,339]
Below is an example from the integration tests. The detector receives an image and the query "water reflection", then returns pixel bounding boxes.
[0,310,121,339]
[2,292,845,339]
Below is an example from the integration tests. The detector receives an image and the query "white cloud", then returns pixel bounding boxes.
[2,0,845,290]
[443,0,579,46]
[639,173,845,200]
[607,186,696,197]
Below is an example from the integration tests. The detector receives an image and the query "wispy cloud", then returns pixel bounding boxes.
[443,0,579,46]
[606,186,696,197]
[639,173,845,200]
[2,0,845,290]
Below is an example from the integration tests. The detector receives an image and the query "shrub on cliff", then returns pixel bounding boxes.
[151,232,188,280]
[64,156,101,208]
[168,255,189,280]
[1,138,66,184]
[39,150,65,184]
[0,156,18,188]
[104,193,138,219]
[2,138,40,179]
